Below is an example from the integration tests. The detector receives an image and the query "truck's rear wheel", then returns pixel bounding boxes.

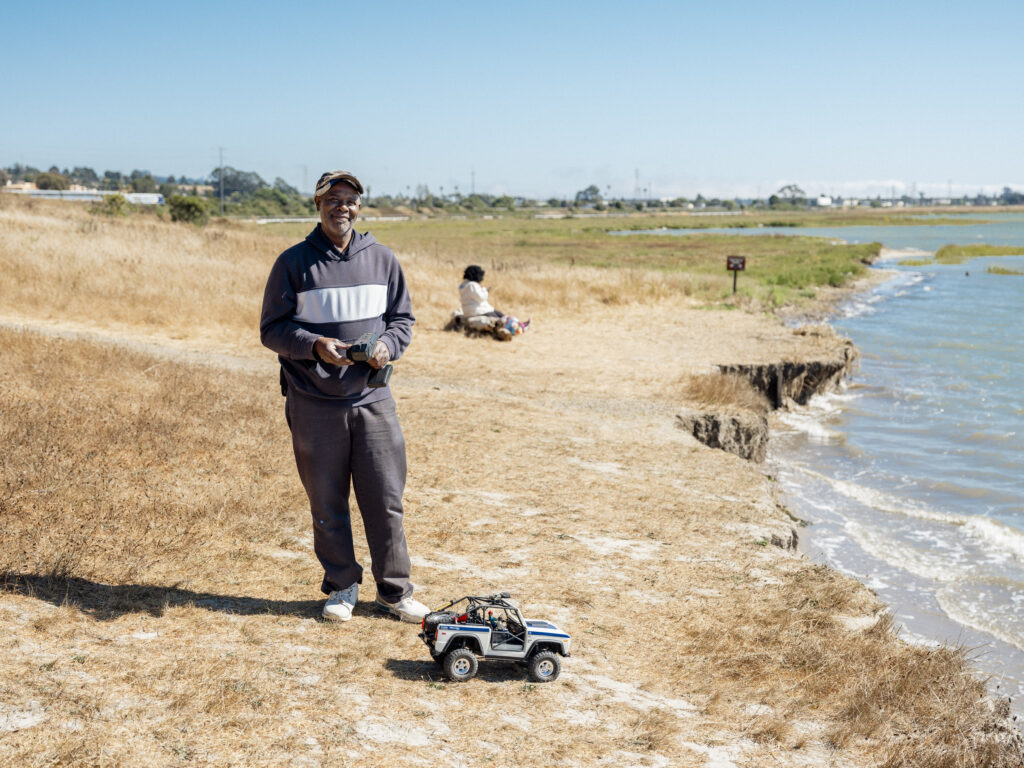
[443,648,478,682]
[528,650,561,682]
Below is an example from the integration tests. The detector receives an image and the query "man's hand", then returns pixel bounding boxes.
[314,337,353,366]
[368,340,391,369]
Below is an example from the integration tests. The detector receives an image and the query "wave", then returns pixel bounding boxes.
[965,517,1024,563]
[837,271,930,318]
[844,521,970,583]
[786,465,1024,565]
[775,411,840,441]
[936,585,1024,653]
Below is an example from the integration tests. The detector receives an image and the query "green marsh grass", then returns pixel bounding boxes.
[934,243,1024,264]
[265,215,880,310]
[986,264,1024,276]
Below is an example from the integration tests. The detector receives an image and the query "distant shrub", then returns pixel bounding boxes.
[986,265,1023,276]
[168,195,210,226]
[92,194,129,216]
[34,172,70,190]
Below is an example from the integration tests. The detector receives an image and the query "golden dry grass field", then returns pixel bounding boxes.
[1,197,1021,767]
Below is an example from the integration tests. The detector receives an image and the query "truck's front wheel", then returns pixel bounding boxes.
[443,648,478,682]
[528,650,561,682]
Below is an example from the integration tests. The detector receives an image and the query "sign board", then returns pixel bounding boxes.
[726,256,746,271]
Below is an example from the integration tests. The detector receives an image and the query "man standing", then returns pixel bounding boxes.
[260,170,428,623]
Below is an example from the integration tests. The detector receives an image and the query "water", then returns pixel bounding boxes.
[627,215,1024,712]
[620,211,1024,253]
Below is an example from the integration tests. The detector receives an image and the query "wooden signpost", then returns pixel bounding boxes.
[726,255,746,294]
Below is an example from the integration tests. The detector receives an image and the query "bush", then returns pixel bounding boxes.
[168,195,210,226]
[35,172,70,190]
[92,194,129,216]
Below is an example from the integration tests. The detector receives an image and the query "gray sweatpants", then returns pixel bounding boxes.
[286,393,412,602]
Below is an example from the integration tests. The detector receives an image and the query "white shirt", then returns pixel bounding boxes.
[459,280,495,317]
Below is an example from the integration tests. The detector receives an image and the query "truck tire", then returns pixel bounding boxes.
[527,650,561,682]
[443,648,478,682]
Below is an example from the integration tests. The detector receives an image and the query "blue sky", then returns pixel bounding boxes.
[2,1,1021,199]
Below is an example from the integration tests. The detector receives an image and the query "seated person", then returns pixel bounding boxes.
[459,265,501,319]
[459,265,529,335]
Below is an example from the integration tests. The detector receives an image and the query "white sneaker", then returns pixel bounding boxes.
[375,594,430,623]
[323,583,358,622]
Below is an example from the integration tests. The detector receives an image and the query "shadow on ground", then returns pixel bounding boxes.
[384,657,532,684]
[0,572,324,621]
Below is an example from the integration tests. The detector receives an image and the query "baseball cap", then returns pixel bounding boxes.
[314,170,364,200]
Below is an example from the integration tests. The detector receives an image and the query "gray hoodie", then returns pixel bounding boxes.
[260,225,414,406]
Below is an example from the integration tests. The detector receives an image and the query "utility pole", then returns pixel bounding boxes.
[218,146,225,215]
[471,168,475,196]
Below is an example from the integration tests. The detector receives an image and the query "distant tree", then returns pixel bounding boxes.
[7,164,40,181]
[47,165,61,175]
[273,177,300,196]
[768,194,780,206]
[165,175,176,185]
[209,166,268,199]
[159,183,176,198]
[574,184,602,205]
[129,170,157,193]
[1000,187,1024,205]
[0,169,9,186]
[101,171,124,191]
[35,172,70,190]
[71,167,99,186]
[776,184,806,204]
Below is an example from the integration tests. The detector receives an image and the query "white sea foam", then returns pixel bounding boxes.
[844,521,969,583]
[775,411,839,441]
[788,463,1024,571]
[964,518,1024,564]
[936,586,1024,652]
[802,468,963,524]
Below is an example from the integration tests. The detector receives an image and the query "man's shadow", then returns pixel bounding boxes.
[0,572,323,621]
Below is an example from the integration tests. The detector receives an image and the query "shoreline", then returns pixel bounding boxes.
[766,257,1024,728]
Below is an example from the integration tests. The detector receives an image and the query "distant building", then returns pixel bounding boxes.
[815,195,833,207]
[124,193,164,205]
[1,187,164,205]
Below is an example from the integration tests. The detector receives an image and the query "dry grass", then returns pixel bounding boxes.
[680,371,772,414]
[0,195,1020,767]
